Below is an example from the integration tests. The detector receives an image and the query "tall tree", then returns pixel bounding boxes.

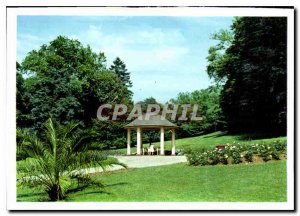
[170,86,225,136]
[16,62,33,128]
[137,97,161,113]
[206,29,234,85]
[17,62,25,117]
[19,36,131,129]
[206,17,287,135]
[110,57,133,89]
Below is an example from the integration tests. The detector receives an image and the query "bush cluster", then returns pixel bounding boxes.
[186,140,286,166]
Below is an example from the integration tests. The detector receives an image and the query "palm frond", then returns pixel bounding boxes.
[17,118,127,201]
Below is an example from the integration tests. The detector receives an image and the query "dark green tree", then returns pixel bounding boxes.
[17,62,25,117]
[170,86,225,137]
[137,96,162,113]
[17,62,33,128]
[19,36,131,129]
[89,120,128,150]
[110,57,133,89]
[206,17,287,135]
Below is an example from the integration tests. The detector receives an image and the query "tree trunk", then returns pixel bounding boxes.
[47,184,64,201]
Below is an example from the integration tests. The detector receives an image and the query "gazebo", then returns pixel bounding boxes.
[124,115,178,156]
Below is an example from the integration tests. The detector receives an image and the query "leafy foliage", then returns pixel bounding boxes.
[89,120,128,150]
[18,36,132,130]
[137,97,162,113]
[110,57,133,89]
[206,29,234,84]
[186,140,286,166]
[170,86,225,136]
[17,118,126,201]
[244,150,254,162]
[206,17,287,135]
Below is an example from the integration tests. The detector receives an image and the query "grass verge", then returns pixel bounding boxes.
[17,160,286,202]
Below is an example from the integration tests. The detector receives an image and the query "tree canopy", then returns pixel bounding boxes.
[110,57,133,90]
[17,36,132,130]
[206,17,287,135]
[170,86,225,137]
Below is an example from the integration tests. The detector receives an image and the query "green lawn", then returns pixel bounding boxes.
[17,160,286,202]
[17,131,287,202]
[109,131,287,155]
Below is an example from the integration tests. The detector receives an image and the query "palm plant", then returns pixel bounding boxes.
[17,118,126,201]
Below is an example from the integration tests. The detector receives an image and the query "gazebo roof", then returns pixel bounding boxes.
[124,114,178,129]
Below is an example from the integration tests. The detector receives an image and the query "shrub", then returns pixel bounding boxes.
[198,153,210,166]
[185,140,286,167]
[273,140,286,153]
[259,146,272,162]
[186,152,209,166]
[231,151,242,164]
[217,148,228,165]
[175,149,183,156]
[208,150,219,165]
[248,144,260,154]
[244,151,253,162]
[271,149,280,160]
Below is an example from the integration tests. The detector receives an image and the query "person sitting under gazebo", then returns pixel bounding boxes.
[147,144,155,155]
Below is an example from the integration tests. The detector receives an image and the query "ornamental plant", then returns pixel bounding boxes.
[244,150,254,162]
[186,140,286,167]
[208,150,219,165]
[258,145,272,162]
[231,151,242,164]
[218,149,229,165]
[17,118,126,201]
[271,149,280,160]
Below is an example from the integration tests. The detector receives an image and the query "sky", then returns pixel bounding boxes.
[17,16,233,103]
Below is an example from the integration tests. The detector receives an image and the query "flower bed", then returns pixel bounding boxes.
[186,140,286,166]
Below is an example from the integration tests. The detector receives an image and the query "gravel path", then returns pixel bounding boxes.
[79,156,187,174]
[115,155,187,168]
[20,156,188,181]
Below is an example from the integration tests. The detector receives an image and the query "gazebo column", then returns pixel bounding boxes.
[160,127,165,155]
[171,128,176,156]
[127,128,131,155]
[140,128,143,155]
[136,127,141,155]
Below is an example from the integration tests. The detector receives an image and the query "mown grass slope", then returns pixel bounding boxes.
[17,161,286,202]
